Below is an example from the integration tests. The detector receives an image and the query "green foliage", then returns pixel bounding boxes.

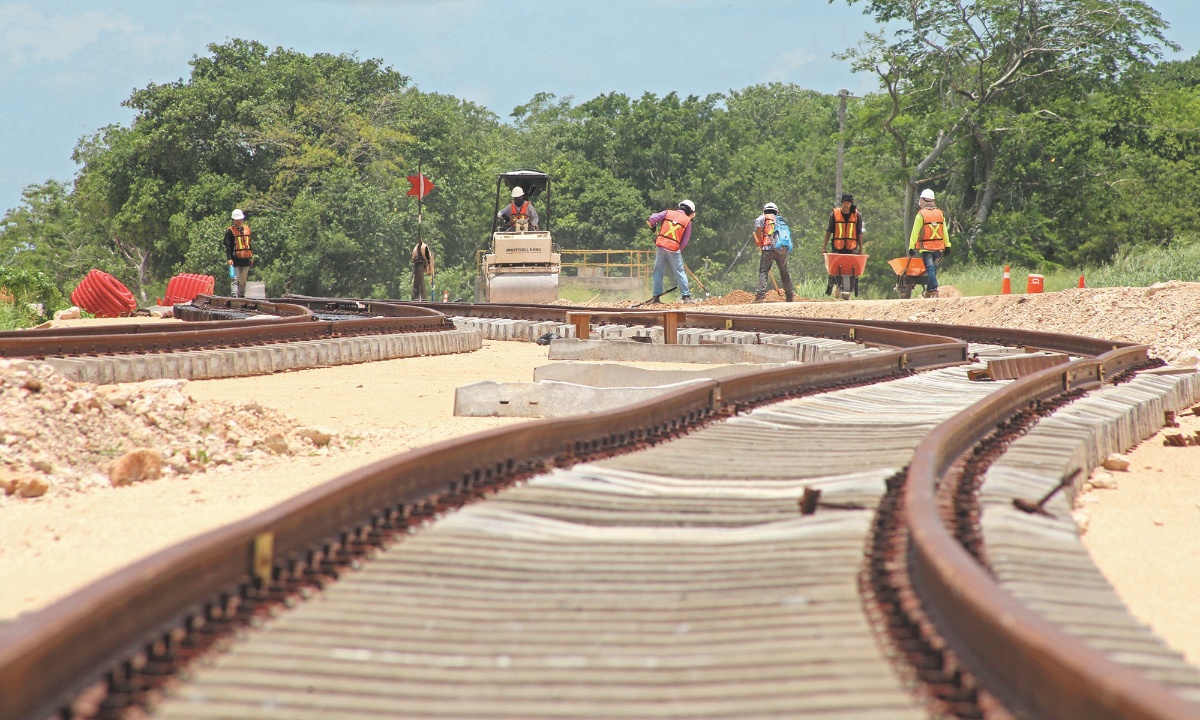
[5,34,1200,305]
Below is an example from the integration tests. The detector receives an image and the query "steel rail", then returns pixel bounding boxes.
[396,299,1136,358]
[905,344,1200,719]
[0,324,964,720]
[0,299,451,359]
[0,307,1183,719]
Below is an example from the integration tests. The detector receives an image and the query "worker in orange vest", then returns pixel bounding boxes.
[223,209,253,297]
[647,200,696,304]
[497,186,540,232]
[908,189,950,298]
[823,193,864,255]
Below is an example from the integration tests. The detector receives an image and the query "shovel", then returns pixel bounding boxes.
[633,286,677,308]
[683,263,710,299]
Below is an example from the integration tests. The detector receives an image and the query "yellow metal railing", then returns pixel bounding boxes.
[561,249,654,279]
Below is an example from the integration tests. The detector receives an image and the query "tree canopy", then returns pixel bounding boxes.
[3,10,1198,305]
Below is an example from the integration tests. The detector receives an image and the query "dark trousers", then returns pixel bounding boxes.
[412,264,427,301]
[756,248,795,301]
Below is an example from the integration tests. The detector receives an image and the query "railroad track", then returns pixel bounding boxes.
[1,303,1198,719]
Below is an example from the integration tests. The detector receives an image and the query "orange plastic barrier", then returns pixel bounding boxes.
[1078,274,1085,288]
[70,269,137,318]
[1001,265,1011,295]
[1026,274,1045,294]
[160,273,215,305]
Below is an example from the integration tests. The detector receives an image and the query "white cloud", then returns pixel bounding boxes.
[765,49,817,83]
[0,4,137,68]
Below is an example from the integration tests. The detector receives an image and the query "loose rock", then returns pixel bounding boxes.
[1102,453,1131,472]
[109,449,164,487]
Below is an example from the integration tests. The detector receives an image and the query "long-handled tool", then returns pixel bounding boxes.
[719,234,756,282]
[632,286,677,308]
[683,263,710,299]
[1013,469,1081,517]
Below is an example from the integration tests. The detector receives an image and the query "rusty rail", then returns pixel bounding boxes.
[0,320,963,720]
[0,303,1190,720]
[0,298,451,359]
[905,344,1200,719]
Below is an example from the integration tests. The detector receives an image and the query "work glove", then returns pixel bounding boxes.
[908,249,917,257]
[942,248,950,258]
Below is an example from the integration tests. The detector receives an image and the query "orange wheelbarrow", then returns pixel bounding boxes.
[887,256,930,299]
[824,252,868,300]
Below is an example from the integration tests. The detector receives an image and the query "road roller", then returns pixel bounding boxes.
[480,169,561,304]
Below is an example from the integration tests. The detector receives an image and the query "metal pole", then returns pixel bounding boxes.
[417,159,423,243]
[836,89,848,205]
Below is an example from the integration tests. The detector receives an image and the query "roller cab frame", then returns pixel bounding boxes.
[480,169,561,304]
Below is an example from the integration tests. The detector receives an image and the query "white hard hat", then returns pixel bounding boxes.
[763,202,778,213]
[230,208,245,220]
[919,189,935,201]
[511,186,525,198]
[678,199,696,214]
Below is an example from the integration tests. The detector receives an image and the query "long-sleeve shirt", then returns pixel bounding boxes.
[498,202,539,230]
[909,207,951,250]
[647,210,693,251]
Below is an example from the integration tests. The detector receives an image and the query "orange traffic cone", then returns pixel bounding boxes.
[1001,265,1011,295]
[1078,274,1085,288]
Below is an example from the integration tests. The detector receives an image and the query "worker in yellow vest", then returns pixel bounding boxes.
[908,189,950,298]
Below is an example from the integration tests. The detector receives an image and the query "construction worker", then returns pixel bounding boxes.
[908,188,950,298]
[753,202,795,303]
[647,200,696,304]
[223,209,252,297]
[497,186,539,231]
[411,238,434,301]
[823,193,864,255]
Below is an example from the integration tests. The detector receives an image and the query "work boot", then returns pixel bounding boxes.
[681,295,694,304]
[753,295,765,304]
[651,295,661,304]
[922,290,939,298]
[785,295,794,303]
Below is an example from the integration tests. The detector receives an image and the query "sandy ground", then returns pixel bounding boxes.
[2,292,1198,672]
[1078,410,1200,667]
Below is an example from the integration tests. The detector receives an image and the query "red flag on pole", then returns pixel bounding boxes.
[406,174,434,199]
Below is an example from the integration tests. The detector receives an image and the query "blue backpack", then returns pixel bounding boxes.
[774,216,793,250]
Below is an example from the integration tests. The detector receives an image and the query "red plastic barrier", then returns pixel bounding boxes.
[161,273,215,305]
[70,269,137,318]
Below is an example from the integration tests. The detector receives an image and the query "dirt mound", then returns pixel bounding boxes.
[0,360,347,500]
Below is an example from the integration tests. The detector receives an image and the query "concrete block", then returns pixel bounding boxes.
[454,379,709,418]
[547,338,798,364]
[533,361,796,387]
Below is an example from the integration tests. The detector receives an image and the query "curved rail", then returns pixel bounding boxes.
[0,306,1189,719]
[0,298,452,359]
[0,319,964,720]
[905,344,1199,719]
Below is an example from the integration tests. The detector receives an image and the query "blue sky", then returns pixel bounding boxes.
[2,0,1198,215]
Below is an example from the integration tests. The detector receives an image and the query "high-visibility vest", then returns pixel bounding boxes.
[917,207,946,251]
[507,201,532,231]
[756,215,776,248]
[831,208,859,251]
[229,225,252,259]
[654,209,692,252]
